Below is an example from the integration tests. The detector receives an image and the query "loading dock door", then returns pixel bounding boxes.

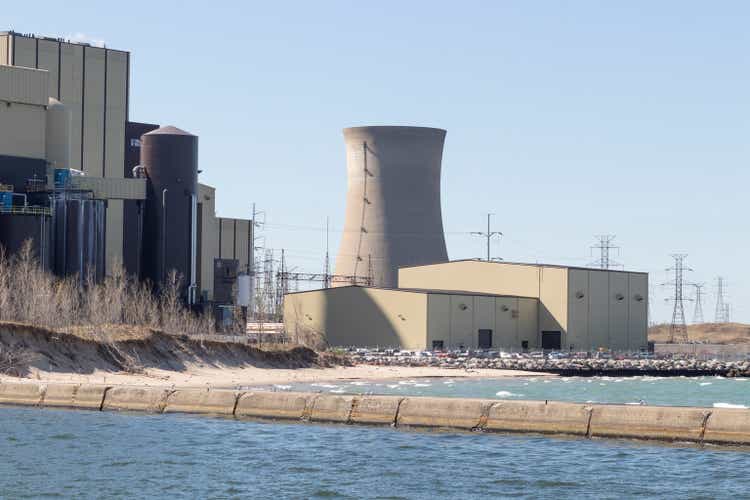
[478,329,493,349]
[541,331,561,350]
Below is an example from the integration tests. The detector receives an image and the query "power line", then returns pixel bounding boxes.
[663,254,692,344]
[715,277,729,323]
[692,283,706,324]
[470,213,502,261]
[589,234,621,269]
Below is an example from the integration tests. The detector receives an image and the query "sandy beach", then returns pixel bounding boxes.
[1,364,553,389]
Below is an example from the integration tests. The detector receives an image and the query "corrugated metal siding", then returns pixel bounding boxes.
[11,35,36,68]
[68,176,146,199]
[0,65,49,106]
[0,35,8,65]
[37,39,59,98]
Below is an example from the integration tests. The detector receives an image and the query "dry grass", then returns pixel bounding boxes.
[0,242,215,339]
[649,322,750,344]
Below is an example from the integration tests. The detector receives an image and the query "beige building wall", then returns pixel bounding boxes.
[37,39,59,98]
[0,34,8,64]
[11,34,35,67]
[567,268,649,351]
[285,287,429,349]
[628,273,648,349]
[198,183,218,300]
[83,47,106,175]
[59,42,84,169]
[0,66,49,160]
[401,261,648,351]
[105,200,124,272]
[104,50,127,179]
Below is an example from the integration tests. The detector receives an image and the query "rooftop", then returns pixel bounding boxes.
[400,259,648,275]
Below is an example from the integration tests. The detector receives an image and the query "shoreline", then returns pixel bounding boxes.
[1,365,555,390]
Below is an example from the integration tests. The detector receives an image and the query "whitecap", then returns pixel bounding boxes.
[414,383,431,387]
[273,385,291,390]
[387,384,399,389]
[713,403,748,409]
[329,389,345,394]
[699,382,712,386]
[495,391,523,398]
[311,383,338,389]
[350,381,367,386]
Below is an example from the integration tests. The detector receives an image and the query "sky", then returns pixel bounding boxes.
[5,1,749,323]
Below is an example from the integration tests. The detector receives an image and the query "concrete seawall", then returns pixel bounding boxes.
[1,380,748,447]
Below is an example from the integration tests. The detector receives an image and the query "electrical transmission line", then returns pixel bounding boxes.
[663,254,692,344]
[589,234,621,269]
[714,276,728,323]
[471,213,502,262]
[692,283,706,324]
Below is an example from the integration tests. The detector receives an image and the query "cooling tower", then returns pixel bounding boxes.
[334,126,449,288]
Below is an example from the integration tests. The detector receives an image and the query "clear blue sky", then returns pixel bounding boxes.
[6,1,749,323]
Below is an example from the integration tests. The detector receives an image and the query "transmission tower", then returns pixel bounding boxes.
[691,283,706,324]
[590,234,621,269]
[663,254,692,343]
[470,213,502,261]
[714,276,727,323]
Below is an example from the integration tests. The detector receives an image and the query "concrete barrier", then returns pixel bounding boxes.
[309,394,356,423]
[72,385,110,410]
[589,405,710,441]
[704,408,750,445]
[102,386,172,413]
[164,389,240,415]
[486,400,591,436]
[397,397,491,430]
[0,381,44,406]
[41,384,79,408]
[235,391,313,420]
[350,395,402,426]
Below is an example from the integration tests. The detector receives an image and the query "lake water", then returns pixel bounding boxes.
[277,375,750,408]
[1,406,749,499]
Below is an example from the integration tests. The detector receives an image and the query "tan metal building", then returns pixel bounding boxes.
[399,260,648,351]
[284,286,538,350]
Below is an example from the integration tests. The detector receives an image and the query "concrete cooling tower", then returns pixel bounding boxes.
[334,126,449,288]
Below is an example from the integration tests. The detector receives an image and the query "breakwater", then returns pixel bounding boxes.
[1,380,749,446]
[353,354,750,377]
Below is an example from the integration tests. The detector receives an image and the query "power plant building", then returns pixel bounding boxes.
[285,261,648,352]
[0,30,251,307]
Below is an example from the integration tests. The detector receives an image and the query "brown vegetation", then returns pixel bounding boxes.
[649,323,750,344]
[0,242,339,376]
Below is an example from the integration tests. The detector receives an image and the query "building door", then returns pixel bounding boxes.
[478,329,492,349]
[542,331,562,350]
[432,340,444,351]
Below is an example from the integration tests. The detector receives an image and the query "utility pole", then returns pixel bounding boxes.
[590,234,620,269]
[692,283,705,324]
[663,254,692,344]
[323,217,331,288]
[715,276,727,323]
[471,213,502,261]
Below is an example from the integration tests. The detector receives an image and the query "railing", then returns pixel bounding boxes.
[0,206,52,216]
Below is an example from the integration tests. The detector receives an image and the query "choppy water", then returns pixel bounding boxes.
[279,376,750,408]
[1,406,749,499]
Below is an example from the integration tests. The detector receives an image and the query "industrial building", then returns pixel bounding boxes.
[0,31,251,308]
[399,261,648,351]
[284,286,538,350]
[334,126,449,288]
[285,260,648,351]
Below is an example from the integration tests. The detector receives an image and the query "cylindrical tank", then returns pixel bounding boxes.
[52,197,106,282]
[140,126,198,294]
[334,126,449,288]
[0,213,53,271]
[237,273,252,307]
[46,98,71,169]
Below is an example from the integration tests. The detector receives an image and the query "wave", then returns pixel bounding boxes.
[713,402,748,409]
[496,391,523,398]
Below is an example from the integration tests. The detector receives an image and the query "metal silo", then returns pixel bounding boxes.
[140,126,198,302]
[334,126,449,288]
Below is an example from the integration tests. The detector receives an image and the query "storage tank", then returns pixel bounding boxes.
[0,213,53,271]
[334,126,449,287]
[46,98,71,170]
[140,126,198,300]
[52,197,106,282]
